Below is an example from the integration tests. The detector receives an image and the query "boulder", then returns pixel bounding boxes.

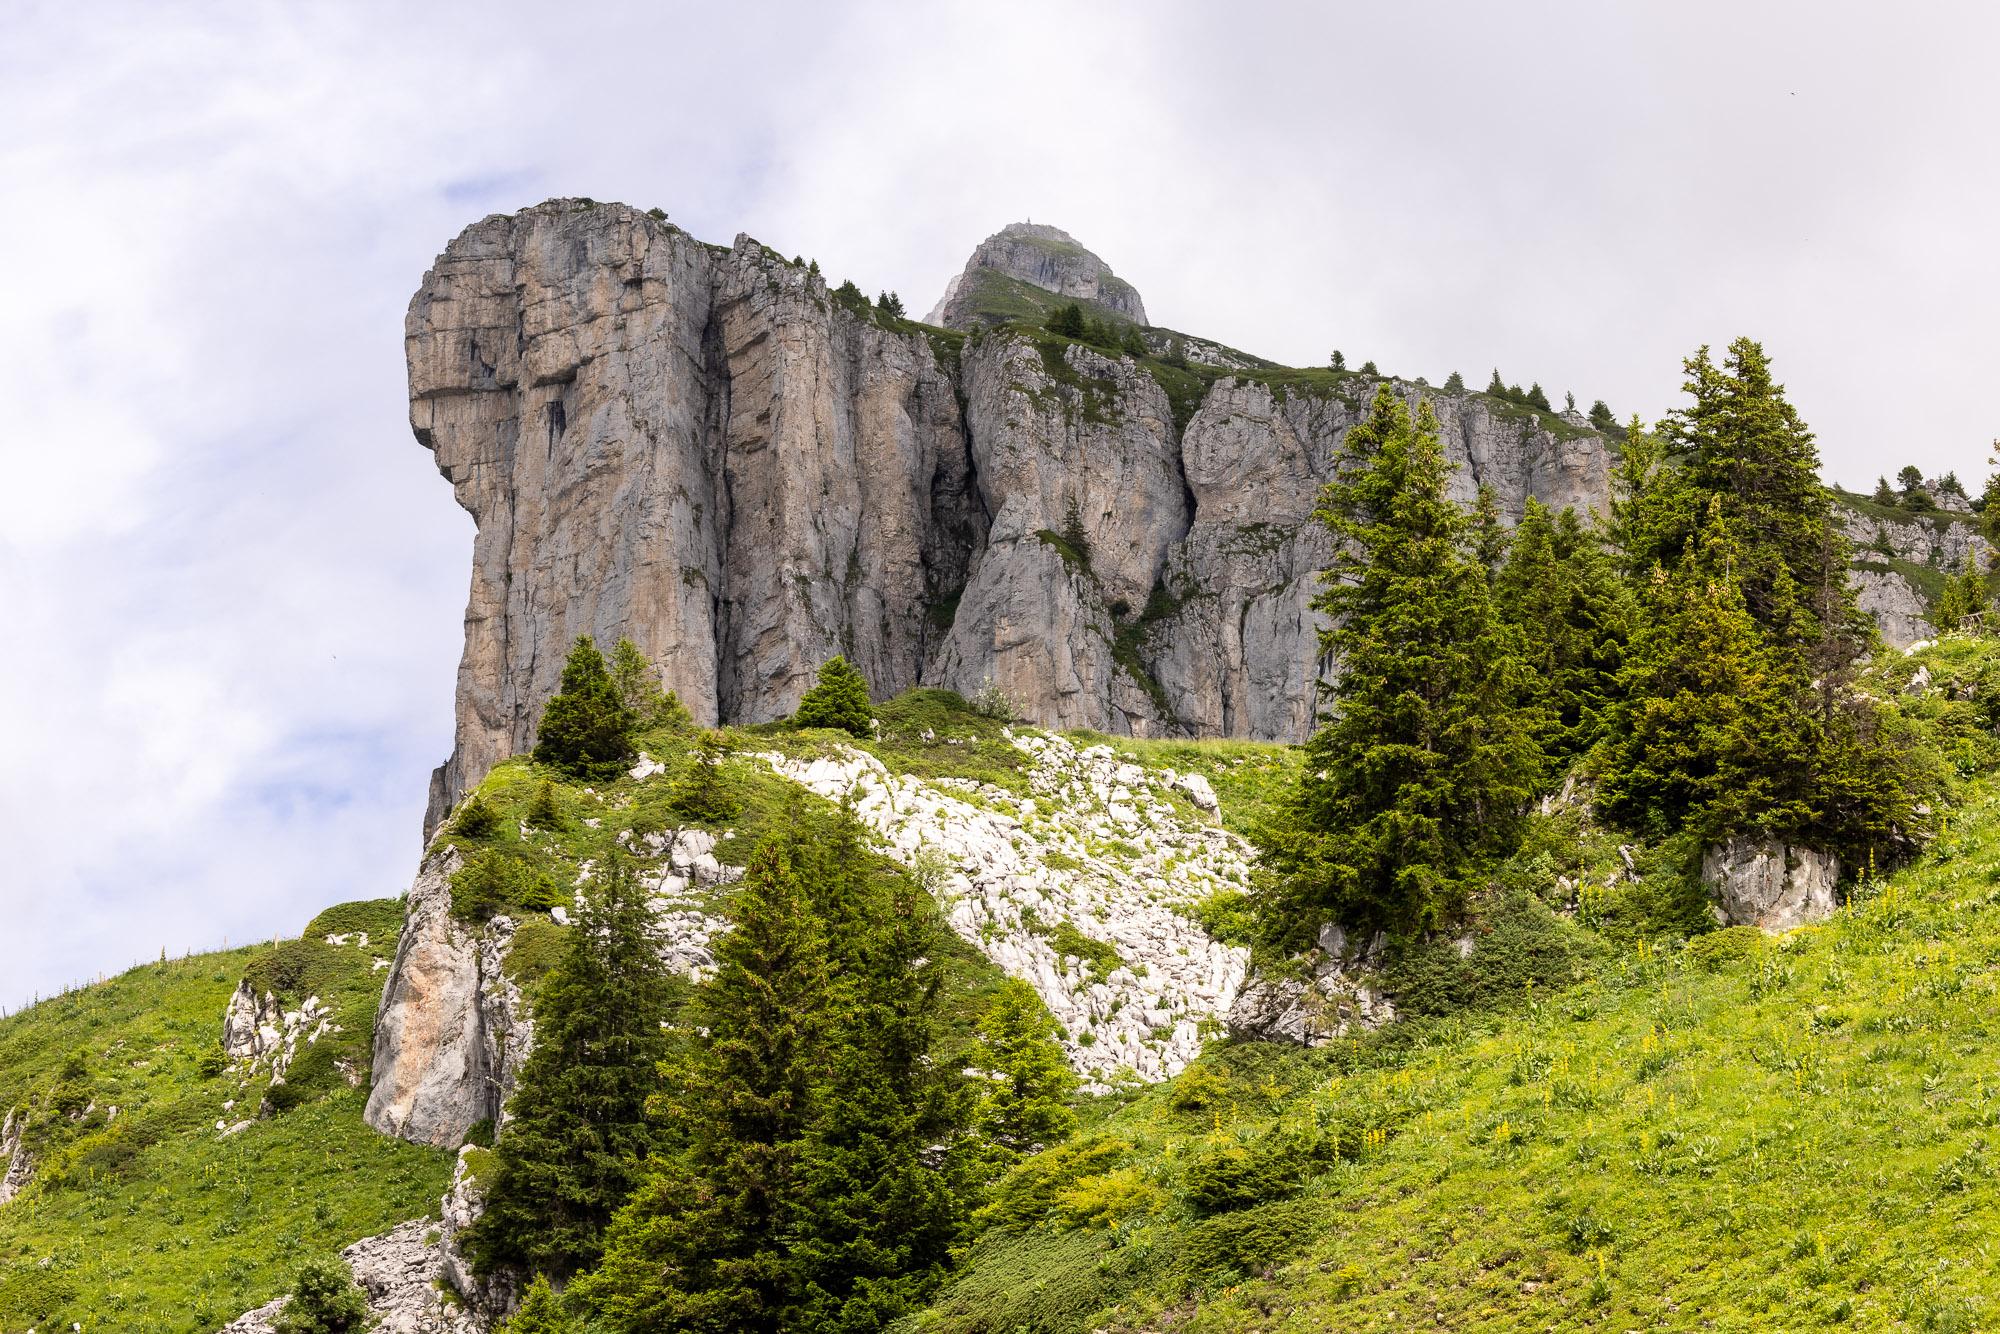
[1702,837,1839,931]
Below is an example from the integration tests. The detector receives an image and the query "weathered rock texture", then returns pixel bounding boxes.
[1838,503,1991,648]
[364,848,531,1146]
[926,222,1147,327]
[0,1108,31,1207]
[218,1219,487,1334]
[412,201,1963,831]
[1702,837,1840,931]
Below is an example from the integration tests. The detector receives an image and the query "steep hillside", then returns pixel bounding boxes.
[0,919,451,1333]
[916,640,2000,1334]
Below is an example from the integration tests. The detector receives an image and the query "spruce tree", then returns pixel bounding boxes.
[1120,325,1148,357]
[875,291,905,318]
[1933,555,1990,632]
[463,856,673,1280]
[274,1259,370,1334]
[610,637,693,731]
[1496,501,1632,772]
[1269,388,1540,937]
[1360,359,1379,375]
[1897,464,1925,497]
[1329,349,1346,371]
[1486,368,1505,396]
[1526,382,1551,411]
[534,637,637,781]
[793,657,874,737]
[1872,475,1897,506]
[575,839,834,1333]
[1471,483,1508,575]
[1588,399,1616,433]
[1046,303,1085,338]
[672,729,738,822]
[968,979,1077,1158]
[1443,370,1466,394]
[502,1276,578,1333]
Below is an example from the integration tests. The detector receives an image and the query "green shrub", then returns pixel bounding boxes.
[450,850,563,922]
[979,1137,1132,1232]
[449,795,501,840]
[1686,925,1765,972]
[1055,1165,1163,1228]
[793,655,874,737]
[242,940,353,1007]
[264,1041,342,1116]
[1181,1132,1316,1215]
[301,898,404,944]
[1179,1198,1325,1286]
[273,1257,370,1333]
[504,916,569,990]
[1383,890,1607,1019]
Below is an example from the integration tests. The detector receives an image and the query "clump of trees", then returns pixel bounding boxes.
[533,638,637,781]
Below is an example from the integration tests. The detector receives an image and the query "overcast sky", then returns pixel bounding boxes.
[3,0,1996,1010]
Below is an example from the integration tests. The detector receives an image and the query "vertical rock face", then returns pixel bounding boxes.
[0,1108,31,1207]
[1702,838,1840,931]
[363,848,530,1147]
[413,201,979,835]
[411,201,1951,830]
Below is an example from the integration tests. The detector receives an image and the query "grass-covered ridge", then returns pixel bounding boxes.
[911,637,2000,1332]
[0,941,451,1332]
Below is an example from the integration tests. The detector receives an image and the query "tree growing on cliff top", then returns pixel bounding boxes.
[533,637,637,781]
[1046,303,1086,338]
[463,855,673,1281]
[793,657,873,738]
[1266,387,1539,939]
[1443,370,1465,394]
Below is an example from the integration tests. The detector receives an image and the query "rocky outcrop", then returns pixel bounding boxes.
[1227,924,1397,1046]
[765,734,1256,1085]
[217,1219,488,1334]
[364,848,531,1147]
[220,981,281,1062]
[0,1108,31,1206]
[1702,838,1840,931]
[1836,502,1989,647]
[927,222,1147,327]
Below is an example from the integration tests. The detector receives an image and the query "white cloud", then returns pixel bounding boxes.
[3,0,1997,1008]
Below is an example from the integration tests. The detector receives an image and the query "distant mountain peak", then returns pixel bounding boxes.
[926,221,1148,329]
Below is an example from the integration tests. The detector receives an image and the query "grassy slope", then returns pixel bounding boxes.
[0,944,451,1332]
[914,768,2000,1333]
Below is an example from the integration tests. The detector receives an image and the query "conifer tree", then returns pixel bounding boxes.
[1588,399,1616,433]
[1471,483,1508,575]
[1360,359,1379,375]
[574,840,833,1333]
[968,979,1077,1158]
[1443,370,1466,394]
[1269,388,1539,937]
[610,637,693,731]
[1486,368,1505,396]
[672,729,738,822]
[1933,555,1990,632]
[464,856,673,1281]
[1329,349,1346,370]
[1046,303,1086,338]
[274,1259,370,1334]
[501,1277,578,1333]
[1872,475,1897,506]
[1597,514,1817,841]
[1896,464,1925,497]
[793,657,874,737]
[534,637,637,781]
[1526,382,1551,410]
[1121,325,1148,357]
[1496,501,1632,771]
[875,291,904,318]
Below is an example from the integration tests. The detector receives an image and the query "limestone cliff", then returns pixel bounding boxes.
[926,221,1147,328]
[411,200,1965,833]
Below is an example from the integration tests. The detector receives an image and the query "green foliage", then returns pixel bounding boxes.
[1381,890,1608,1020]
[1898,464,1926,496]
[450,847,563,921]
[876,290,905,318]
[533,637,638,781]
[672,729,739,822]
[609,637,692,731]
[1359,359,1379,376]
[527,779,565,832]
[969,979,1078,1159]
[450,794,501,839]
[1588,398,1616,432]
[1178,1199,1324,1287]
[793,655,874,738]
[1443,370,1465,394]
[1525,381,1551,411]
[1495,500,1633,770]
[502,1274,579,1331]
[1268,387,1540,938]
[1874,474,1898,506]
[272,1258,370,1334]
[463,856,675,1280]
[1933,556,1990,632]
[574,808,979,1332]
[1471,482,1507,574]
[1045,302,1086,338]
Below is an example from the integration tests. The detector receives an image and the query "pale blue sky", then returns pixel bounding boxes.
[3,0,1996,1009]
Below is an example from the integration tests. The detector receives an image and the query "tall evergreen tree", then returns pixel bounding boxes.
[1872,475,1897,506]
[1587,399,1616,433]
[1046,303,1086,338]
[1486,368,1506,396]
[967,979,1077,1158]
[793,657,874,737]
[1329,349,1347,371]
[1268,388,1540,938]
[1443,370,1466,394]
[1525,382,1551,411]
[1933,554,1990,632]
[534,637,638,781]
[576,841,833,1333]
[1471,483,1508,575]
[463,856,673,1281]
[1495,500,1632,772]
